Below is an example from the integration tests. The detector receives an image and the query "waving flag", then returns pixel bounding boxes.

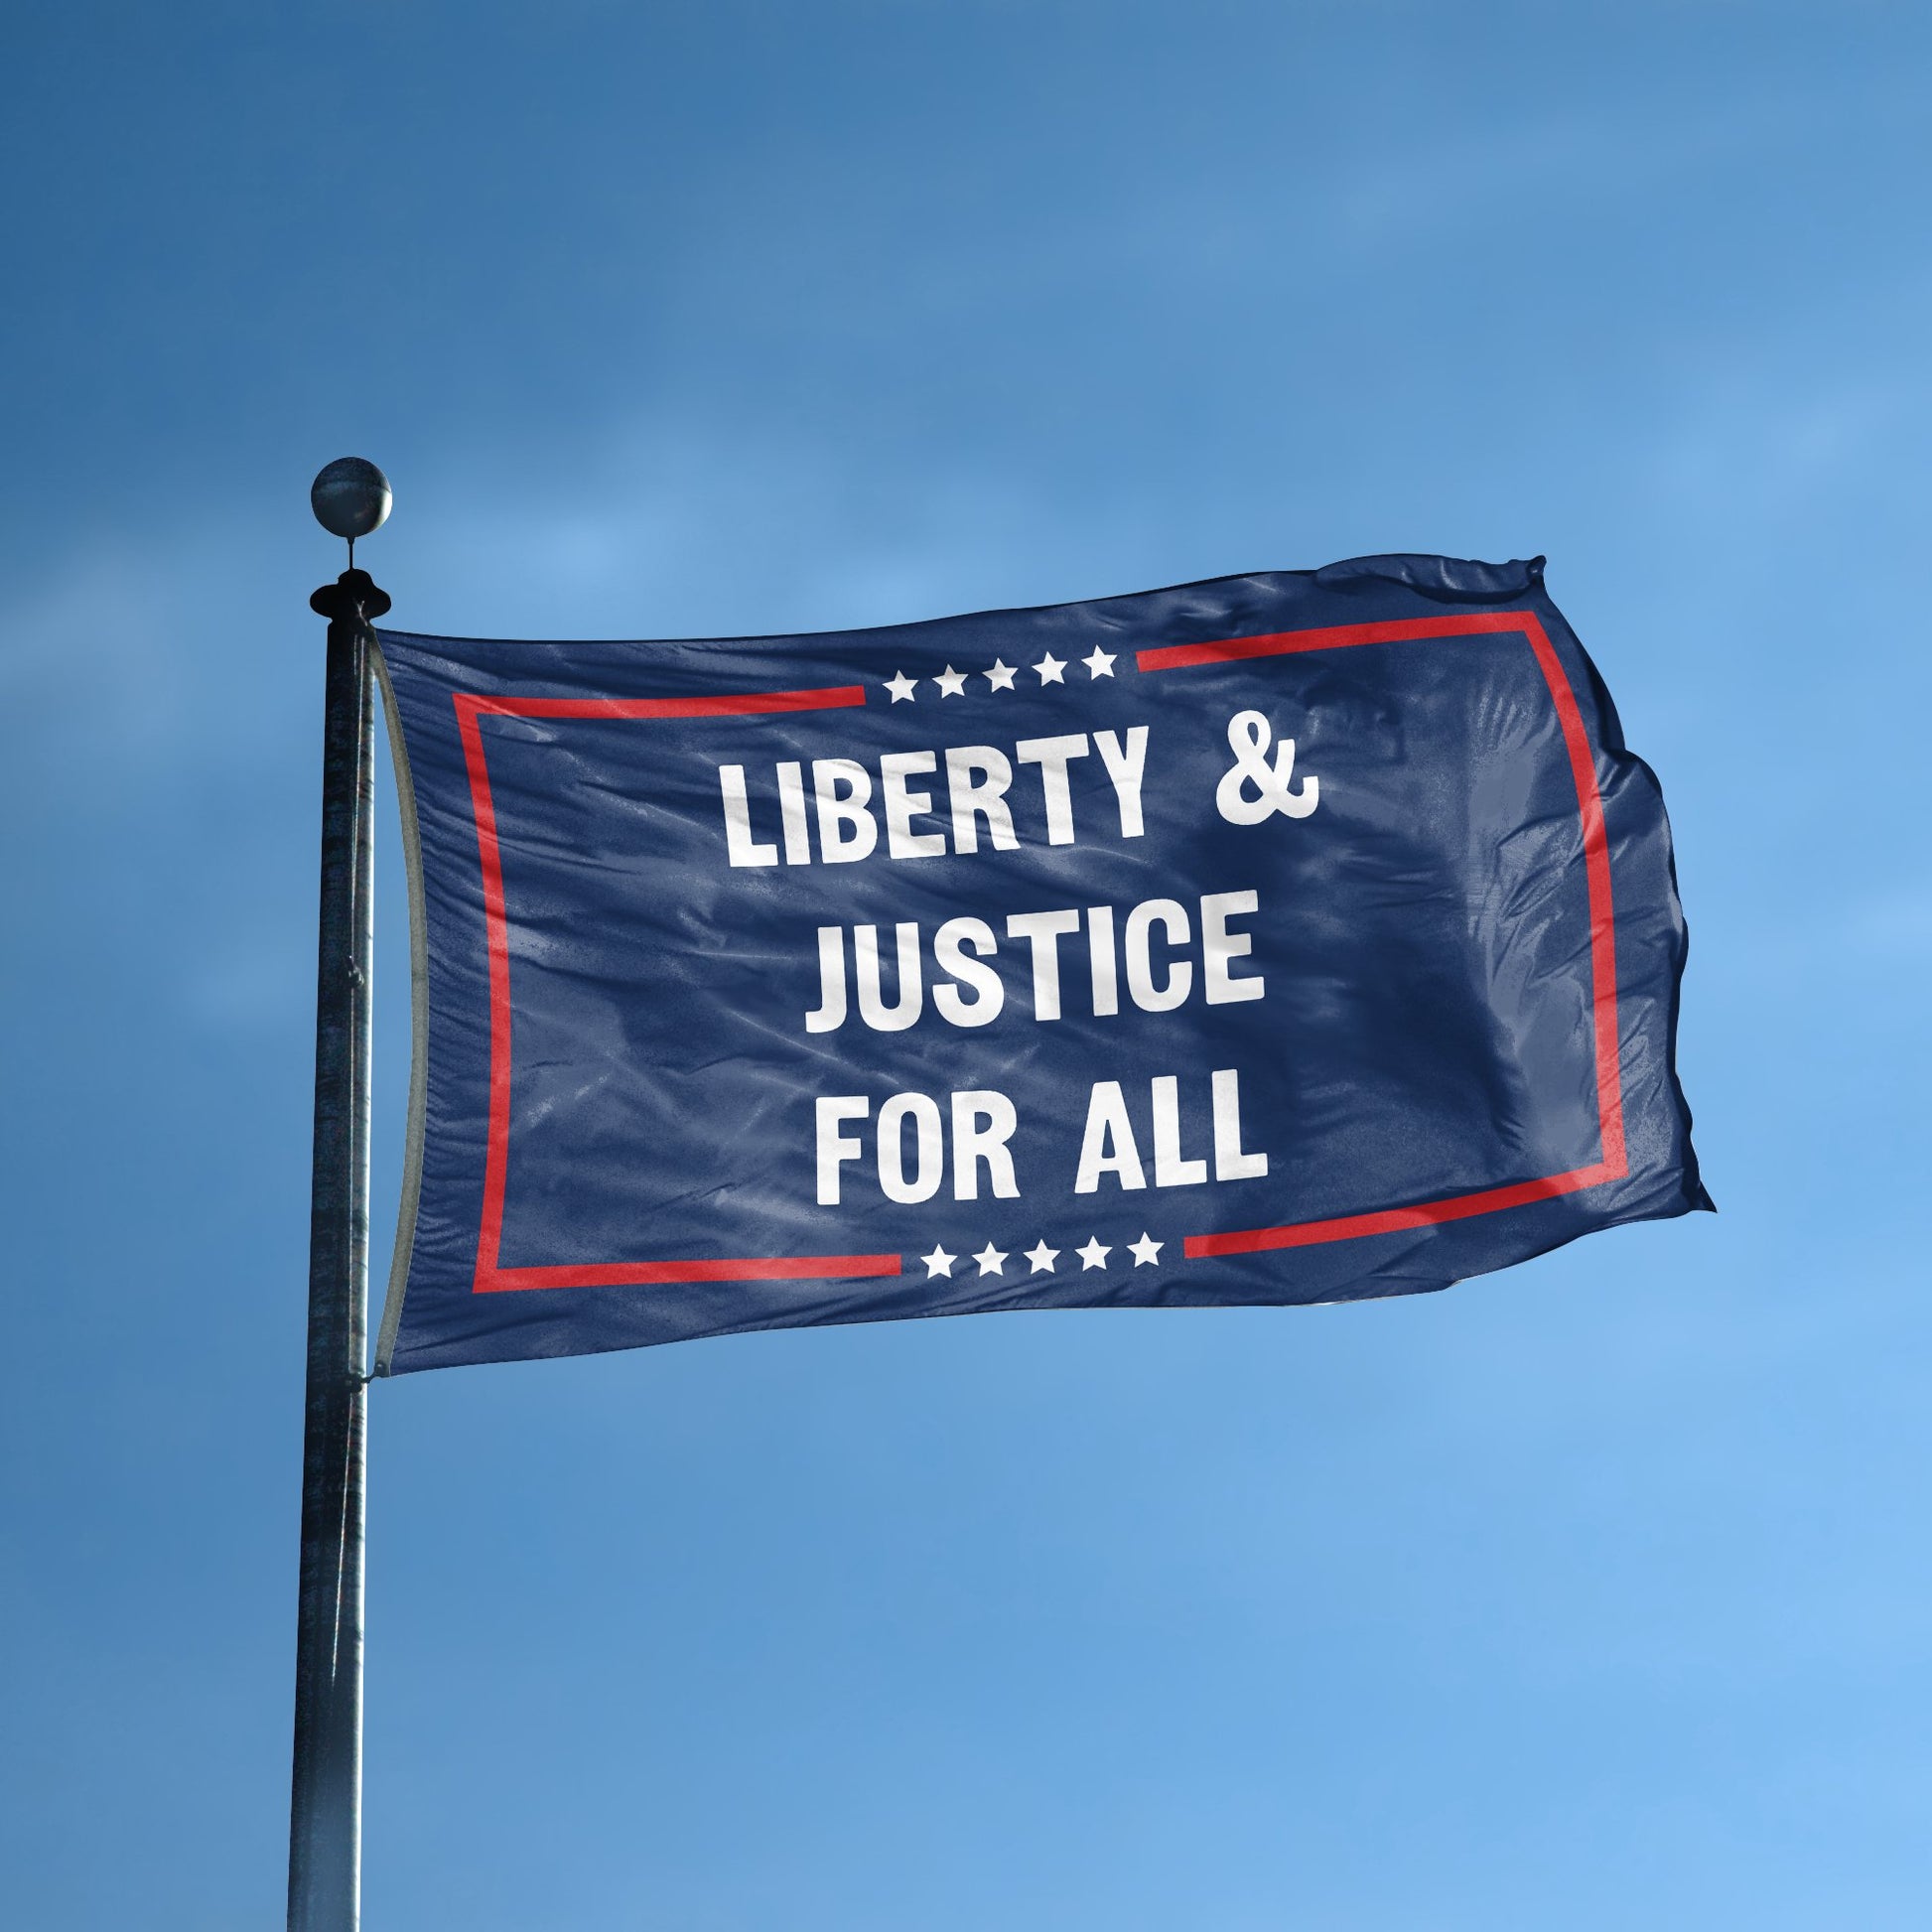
[370,554,1707,1374]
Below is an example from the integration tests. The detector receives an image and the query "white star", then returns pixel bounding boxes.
[884,670,917,703]
[973,1242,1008,1277]
[1076,1236,1111,1271]
[921,1245,956,1279]
[983,658,1018,692]
[1129,1232,1164,1267]
[1033,652,1066,685]
[932,665,968,697]
[1024,1240,1059,1275]
[1081,647,1117,679]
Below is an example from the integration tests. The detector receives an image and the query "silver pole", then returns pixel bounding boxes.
[291,463,391,1932]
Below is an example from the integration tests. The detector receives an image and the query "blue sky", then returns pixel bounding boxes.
[4,3,1929,1926]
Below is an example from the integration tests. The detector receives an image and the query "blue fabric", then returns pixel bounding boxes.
[374,554,1707,1374]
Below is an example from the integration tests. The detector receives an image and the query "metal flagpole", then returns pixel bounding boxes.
[290,459,392,1932]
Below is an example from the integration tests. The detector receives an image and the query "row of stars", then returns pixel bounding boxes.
[918,1233,1164,1279]
[884,648,1117,702]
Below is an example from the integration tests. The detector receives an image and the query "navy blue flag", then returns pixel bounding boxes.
[371,554,1707,1375]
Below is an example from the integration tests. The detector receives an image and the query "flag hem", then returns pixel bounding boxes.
[371,638,431,1377]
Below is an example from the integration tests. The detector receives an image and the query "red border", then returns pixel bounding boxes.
[1138,610,1629,1257]
[455,684,901,1294]
[454,612,1626,1294]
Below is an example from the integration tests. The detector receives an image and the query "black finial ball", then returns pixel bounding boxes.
[311,457,393,541]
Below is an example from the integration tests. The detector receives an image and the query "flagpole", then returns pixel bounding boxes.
[290,461,391,1932]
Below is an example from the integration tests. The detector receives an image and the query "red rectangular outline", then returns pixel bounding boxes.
[454,614,1626,1293]
[454,684,901,1293]
[1138,610,1629,1257]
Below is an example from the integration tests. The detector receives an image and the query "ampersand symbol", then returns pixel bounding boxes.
[1214,710,1319,825]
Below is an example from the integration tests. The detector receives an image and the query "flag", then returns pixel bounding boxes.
[371,554,1707,1374]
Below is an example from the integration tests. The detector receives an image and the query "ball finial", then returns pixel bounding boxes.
[311,458,392,543]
